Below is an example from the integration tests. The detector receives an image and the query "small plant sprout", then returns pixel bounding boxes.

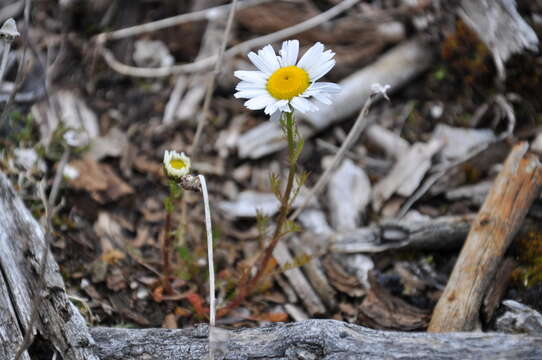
[161,150,215,333]
[161,150,191,295]
[220,40,339,317]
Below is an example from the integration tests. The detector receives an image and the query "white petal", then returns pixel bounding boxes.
[245,95,276,110]
[264,102,278,115]
[296,42,324,70]
[302,81,340,97]
[234,70,267,84]
[279,40,299,67]
[234,89,269,99]
[290,96,318,113]
[248,45,280,75]
[308,59,335,81]
[236,81,266,91]
[259,45,281,72]
[248,52,274,75]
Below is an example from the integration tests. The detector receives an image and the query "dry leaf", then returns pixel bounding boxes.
[67,157,134,203]
[101,249,125,265]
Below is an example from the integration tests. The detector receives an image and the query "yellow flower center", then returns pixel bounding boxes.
[170,159,186,169]
[266,66,310,100]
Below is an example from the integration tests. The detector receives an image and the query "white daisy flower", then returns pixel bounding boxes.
[163,150,191,178]
[234,40,340,118]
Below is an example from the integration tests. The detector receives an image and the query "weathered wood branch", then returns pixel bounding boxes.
[329,214,474,253]
[0,173,99,360]
[90,320,542,360]
[429,142,542,332]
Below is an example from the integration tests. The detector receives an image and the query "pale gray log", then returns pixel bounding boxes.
[90,319,542,360]
[0,172,99,359]
[237,38,434,159]
[330,215,474,253]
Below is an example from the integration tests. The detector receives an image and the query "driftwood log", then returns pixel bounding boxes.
[429,142,542,332]
[90,320,542,360]
[0,173,99,359]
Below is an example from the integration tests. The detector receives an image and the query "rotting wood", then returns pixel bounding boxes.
[0,173,99,359]
[90,320,542,360]
[429,142,542,332]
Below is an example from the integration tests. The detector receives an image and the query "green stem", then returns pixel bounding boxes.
[218,111,298,317]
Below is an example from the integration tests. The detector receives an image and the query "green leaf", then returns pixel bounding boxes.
[177,245,193,263]
[269,172,282,201]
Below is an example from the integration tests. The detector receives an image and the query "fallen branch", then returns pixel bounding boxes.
[90,320,542,360]
[330,214,474,253]
[429,142,542,332]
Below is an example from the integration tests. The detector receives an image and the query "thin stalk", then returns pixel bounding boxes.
[162,211,174,295]
[199,175,215,326]
[218,111,297,316]
[199,175,216,360]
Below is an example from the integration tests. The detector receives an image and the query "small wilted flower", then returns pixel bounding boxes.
[234,40,340,118]
[163,150,191,178]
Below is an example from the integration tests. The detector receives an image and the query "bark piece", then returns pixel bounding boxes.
[330,214,473,253]
[458,0,539,79]
[429,142,542,332]
[0,172,99,359]
[218,190,313,218]
[31,89,99,147]
[327,159,371,231]
[90,319,542,359]
[432,124,496,161]
[237,38,434,159]
[291,234,337,310]
[365,124,409,159]
[372,138,443,211]
[496,300,542,335]
[273,241,326,316]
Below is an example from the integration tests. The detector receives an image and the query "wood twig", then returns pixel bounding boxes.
[94,0,271,43]
[98,0,360,78]
[428,142,542,332]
